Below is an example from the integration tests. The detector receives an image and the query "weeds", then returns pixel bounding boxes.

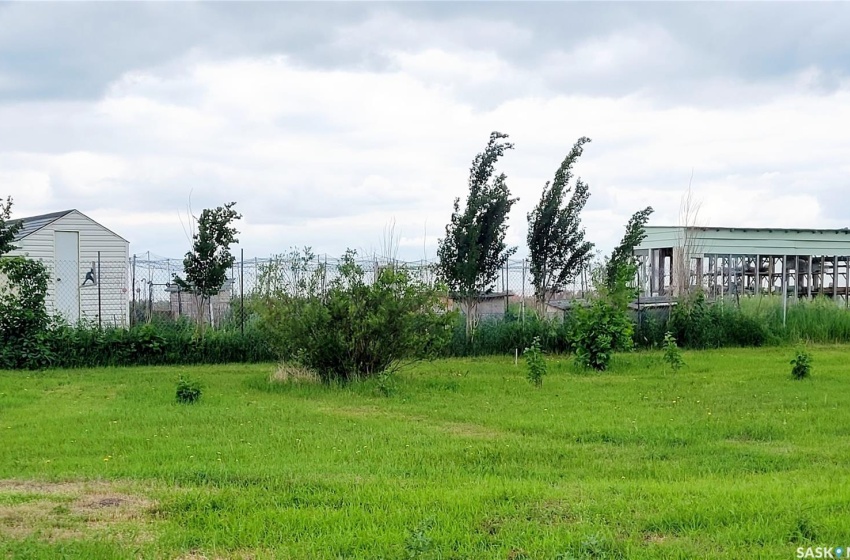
[662,331,684,371]
[175,376,202,404]
[790,349,812,380]
[523,336,546,387]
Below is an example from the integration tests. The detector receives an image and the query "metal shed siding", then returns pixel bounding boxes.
[8,211,129,326]
[637,227,850,256]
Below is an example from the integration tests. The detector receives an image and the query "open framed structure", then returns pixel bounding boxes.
[634,227,850,307]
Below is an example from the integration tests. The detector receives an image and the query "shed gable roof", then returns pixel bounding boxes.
[10,209,129,243]
[10,210,74,241]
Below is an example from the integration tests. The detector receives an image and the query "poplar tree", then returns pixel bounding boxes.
[437,132,518,338]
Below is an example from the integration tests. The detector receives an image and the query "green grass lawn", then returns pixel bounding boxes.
[1,347,849,559]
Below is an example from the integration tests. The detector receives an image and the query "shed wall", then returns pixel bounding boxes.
[8,211,129,326]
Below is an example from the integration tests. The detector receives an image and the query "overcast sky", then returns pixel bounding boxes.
[2,2,849,260]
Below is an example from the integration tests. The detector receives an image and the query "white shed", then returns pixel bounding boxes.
[7,209,129,326]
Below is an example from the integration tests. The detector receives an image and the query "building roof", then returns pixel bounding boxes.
[636,225,850,256]
[9,209,129,243]
[648,226,850,235]
[10,210,74,241]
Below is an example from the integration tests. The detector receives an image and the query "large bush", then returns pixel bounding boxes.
[571,297,634,371]
[256,251,455,383]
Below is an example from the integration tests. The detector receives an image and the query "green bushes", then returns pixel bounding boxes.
[572,297,634,371]
[665,292,769,349]
[0,257,53,369]
[256,251,455,383]
[44,320,274,368]
[443,314,572,357]
[176,375,203,404]
[639,294,850,350]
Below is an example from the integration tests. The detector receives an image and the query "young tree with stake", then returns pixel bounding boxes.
[174,202,242,334]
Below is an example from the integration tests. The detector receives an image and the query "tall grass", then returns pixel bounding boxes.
[637,294,850,349]
[740,295,850,344]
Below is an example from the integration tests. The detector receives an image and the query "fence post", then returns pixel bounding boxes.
[521,258,526,324]
[131,254,136,327]
[240,248,245,336]
[97,251,102,329]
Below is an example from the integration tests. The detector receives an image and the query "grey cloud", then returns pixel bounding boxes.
[4,3,850,105]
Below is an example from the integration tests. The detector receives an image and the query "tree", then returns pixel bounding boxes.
[174,202,242,333]
[0,197,22,256]
[572,206,653,371]
[437,131,518,338]
[527,137,594,313]
[604,206,654,304]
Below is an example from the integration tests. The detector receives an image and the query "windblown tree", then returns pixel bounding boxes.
[174,202,242,334]
[527,137,594,312]
[0,197,21,256]
[437,131,518,338]
[604,206,654,304]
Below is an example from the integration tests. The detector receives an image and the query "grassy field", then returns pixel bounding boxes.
[1,348,849,559]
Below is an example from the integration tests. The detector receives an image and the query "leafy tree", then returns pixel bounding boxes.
[572,207,653,371]
[437,132,518,338]
[604,206,654,304]
[527,137,594,312]
[0,196,22,256]
[174,202,241,333]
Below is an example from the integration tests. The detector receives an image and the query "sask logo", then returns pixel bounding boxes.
[797,547,846,558]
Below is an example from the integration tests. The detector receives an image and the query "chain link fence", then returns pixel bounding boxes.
[48,254,129,327]
[129,252,598,327]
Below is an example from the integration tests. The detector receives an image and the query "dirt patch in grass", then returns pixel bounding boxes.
[270,363,320,385]
[643,532,669,544]
[324,406,503,439]
[176,550,273,560]
[0,479,156,543]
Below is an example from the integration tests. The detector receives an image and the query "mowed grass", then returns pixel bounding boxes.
[1,348,849,559]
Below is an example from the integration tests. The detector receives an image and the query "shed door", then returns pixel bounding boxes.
[55,231,80,323]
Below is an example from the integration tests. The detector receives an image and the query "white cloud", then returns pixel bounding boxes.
[2,43,849,261]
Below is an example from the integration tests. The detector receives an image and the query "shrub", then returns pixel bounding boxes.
[176,375,203,404]
[790,349,812,380]
[523,336,547,387]
[256,250,456,383]
[662,331,684,371]
[571,297,633,371]
[0,257,53,369]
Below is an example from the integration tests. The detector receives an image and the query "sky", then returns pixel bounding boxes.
[2,2,850,261]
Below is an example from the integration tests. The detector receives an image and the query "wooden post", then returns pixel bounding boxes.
[649,249,656,296]
[807,255,812,299]
[782,254,788,327]
[844,256,850,309]
[833,255,839,302]
[795,255,799,299]
[755,254,760,296]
